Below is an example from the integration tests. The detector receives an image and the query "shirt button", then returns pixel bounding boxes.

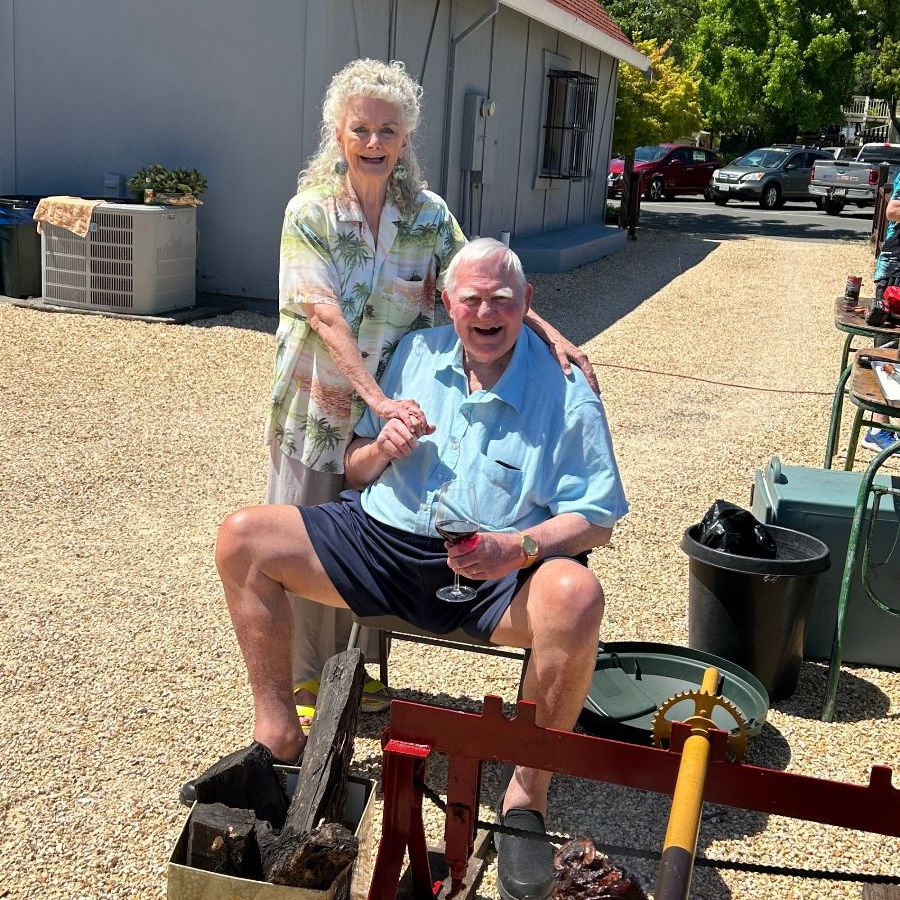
[361,351,370,359]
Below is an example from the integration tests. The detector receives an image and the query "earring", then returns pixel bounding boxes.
[392,161,408,181]
[334,158,349,176]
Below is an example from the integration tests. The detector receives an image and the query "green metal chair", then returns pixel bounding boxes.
[822,438,900,721]
[823,359,900,470]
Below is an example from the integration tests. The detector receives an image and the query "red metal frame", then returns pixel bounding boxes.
[367,695,900,899]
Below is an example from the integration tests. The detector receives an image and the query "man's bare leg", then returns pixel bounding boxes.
[215,504,348,763]
[489,559,605,815]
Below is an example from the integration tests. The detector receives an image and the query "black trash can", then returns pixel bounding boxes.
[0,196,43,299]
[682,523,830,701]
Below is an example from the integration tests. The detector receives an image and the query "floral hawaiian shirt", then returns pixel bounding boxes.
[265,182,466,473]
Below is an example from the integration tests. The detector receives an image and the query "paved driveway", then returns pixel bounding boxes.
[638,198,873,242]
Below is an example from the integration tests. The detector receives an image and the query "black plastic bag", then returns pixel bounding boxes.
[696,500,777,559]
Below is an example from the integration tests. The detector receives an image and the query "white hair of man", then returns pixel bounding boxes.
[298,58,426,216]
[443,238,527,297]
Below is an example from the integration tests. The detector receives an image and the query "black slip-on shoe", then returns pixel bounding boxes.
[494,803,555,900]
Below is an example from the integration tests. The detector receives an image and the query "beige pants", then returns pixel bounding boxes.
[266,447,379,684]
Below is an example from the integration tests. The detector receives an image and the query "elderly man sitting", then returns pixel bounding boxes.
[196,238,627,900]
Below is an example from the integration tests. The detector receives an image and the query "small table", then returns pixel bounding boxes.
[824,346,900,469]
[833,296,900,373]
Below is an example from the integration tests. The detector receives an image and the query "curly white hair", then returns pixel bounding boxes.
[298,58,426,216]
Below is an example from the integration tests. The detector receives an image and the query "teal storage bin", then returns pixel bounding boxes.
[751,457,900,667]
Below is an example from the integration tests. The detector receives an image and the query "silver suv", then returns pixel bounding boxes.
[710,145,832,209]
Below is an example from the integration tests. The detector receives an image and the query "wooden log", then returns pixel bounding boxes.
[257,820,359,888]
[285,647,365,834]
[260,647,366,885]
[187,740,290,828]
[186,802,261,878]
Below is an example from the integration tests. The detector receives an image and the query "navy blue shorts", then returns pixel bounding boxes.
[299,491,583,641]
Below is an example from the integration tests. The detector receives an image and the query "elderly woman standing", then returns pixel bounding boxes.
[268,58,598,723]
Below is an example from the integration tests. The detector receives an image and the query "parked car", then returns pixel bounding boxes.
[809,142,900,215]
[818,146,859,161]
[607,144,721,201]
[709,145,833,209]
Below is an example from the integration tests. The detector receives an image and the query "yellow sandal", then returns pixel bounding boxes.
[293,678,320,735]
[293,675,390,717]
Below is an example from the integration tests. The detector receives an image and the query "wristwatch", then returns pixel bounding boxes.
[520,533,539,568]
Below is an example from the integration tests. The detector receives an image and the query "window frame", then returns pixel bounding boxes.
[538,65,599,182]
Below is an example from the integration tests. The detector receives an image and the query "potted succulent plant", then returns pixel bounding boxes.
[128,164,208,206]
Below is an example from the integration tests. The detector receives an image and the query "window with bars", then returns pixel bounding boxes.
[541,69,598,180]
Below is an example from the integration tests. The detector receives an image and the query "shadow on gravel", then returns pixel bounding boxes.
[189,233,724,348]
[526,232,722,347]
[776,661,893,722]
[190,294,277,332]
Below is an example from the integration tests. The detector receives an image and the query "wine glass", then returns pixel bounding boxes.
[434,480,479,602]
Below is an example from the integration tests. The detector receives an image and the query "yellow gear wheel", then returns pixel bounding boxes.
[652,689,748,763]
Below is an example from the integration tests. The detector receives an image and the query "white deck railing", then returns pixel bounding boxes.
[843,95,890,122]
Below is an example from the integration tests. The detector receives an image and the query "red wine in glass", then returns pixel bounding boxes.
[435,519,478,545]
[435,480,479,602]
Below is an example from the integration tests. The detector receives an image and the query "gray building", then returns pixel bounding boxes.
[0,0,648,297]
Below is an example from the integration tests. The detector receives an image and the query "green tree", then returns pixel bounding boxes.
[603,0,701,64]
[853,0,900,134]
[613,38,702,156]
[691,0,861,140]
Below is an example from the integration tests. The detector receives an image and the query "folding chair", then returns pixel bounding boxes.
[346,617,531,701]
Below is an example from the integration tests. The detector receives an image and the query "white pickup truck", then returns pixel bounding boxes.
[809,142,900,215]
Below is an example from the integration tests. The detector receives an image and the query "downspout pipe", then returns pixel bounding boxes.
[440,0,500,199]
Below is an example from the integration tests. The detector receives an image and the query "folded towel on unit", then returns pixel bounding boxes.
[33,196,104,239]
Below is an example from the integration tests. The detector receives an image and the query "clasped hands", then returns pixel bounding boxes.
[374,399,523,581]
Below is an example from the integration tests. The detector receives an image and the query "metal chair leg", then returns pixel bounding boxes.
[838,333,854,375]
[824,364,853,469]
[822,447,889,720]
[843,406,866,471]
[516,649,531,702]
[379,628,390,688]
[347,621,361,651]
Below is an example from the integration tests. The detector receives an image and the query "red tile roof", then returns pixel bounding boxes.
[547,0,633,49]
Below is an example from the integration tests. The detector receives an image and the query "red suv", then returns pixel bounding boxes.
[608,144,722,201]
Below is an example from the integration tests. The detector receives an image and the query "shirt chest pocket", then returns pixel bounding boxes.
[469,456,524,529]
[385,276,433,327]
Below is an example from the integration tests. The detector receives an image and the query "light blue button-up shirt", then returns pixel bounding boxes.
[354,324,628,537]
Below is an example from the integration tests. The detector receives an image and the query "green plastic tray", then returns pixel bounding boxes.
[578,640,769,746]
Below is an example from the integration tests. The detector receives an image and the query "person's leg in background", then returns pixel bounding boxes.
[266,449,387,714]
[862,281,899,452]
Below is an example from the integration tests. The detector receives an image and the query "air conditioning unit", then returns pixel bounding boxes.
[41,203,197,314]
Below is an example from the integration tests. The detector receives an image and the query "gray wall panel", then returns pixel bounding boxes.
[12,0,307,299]
[396,0,450,194]
[577,44,604,223]
[444,0,493,232]
[514,20,557,236]
[590,53,618,219]
[335,0,389,65]
[0,0,15,193]
[477,6,527,241]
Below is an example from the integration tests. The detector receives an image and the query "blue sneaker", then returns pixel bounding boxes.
[862,428,899,452]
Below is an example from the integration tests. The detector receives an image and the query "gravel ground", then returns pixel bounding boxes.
[1,233,898,899]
